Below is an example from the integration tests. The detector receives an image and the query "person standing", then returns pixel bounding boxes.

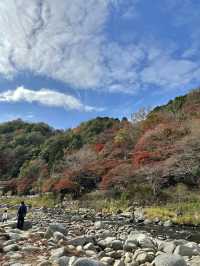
[17,201,27,229]
[2,209,8,222]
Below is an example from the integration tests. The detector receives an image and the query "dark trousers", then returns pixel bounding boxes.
[17,216,24,229]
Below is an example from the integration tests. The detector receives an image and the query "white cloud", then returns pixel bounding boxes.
[0,0,108,88]
[0,86,103,112]
[141,55,199,88]
[0,0,143,93]
[0,0,199,95]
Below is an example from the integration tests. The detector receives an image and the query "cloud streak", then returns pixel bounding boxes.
[0,86,103,112]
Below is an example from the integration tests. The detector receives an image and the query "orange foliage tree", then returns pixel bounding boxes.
[100,163,134,191]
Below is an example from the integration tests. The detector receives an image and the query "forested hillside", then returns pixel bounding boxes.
[1,88,200,201]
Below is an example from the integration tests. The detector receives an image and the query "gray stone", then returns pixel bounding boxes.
[133,249,155,264]
[144,219,152,225]
[159,241,176,254]
[111,240,123,250]
[113,260,125,266]
[69,236,94,246]
[100,256,114,264]
[94,221,104,229]
[174,242,200,257]
[3,243,19,252]
[22,245,40,252]
[8,233,23,241]
[84,242,96,250]
[53,256,70,266]
[38,261,52,266]
[46,224,66,238]
[23,220,32,230]
[53,231,65,242]
[72,258,105,266]
[50,247,66,260]
[163,220,173,227]
[154,254,187,266]
[189,256,200,266]
[128,232,156,249]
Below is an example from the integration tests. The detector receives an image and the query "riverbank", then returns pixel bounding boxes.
[1,207,200,265]
[1,194,200,226]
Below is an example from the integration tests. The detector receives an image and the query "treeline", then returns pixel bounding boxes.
[1,88,200,203]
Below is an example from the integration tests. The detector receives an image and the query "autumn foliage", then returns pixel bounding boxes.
[1,89,200,197]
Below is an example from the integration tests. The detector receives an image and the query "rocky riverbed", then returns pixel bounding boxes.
[0,207,200,266]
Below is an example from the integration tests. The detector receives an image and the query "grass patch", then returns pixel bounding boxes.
[77,190,129,213]
[0,193,58,209]
[145,201,200,225]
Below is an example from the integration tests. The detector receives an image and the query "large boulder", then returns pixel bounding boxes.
[154,254,187,266]
[174,242,200,257]
[128,232,157,249]
[68,236,94,246]
[159,241,176,254]
[72,258,105,266]
[45,223,66,238]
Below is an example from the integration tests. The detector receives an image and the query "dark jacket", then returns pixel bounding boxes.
[17,204,27,218]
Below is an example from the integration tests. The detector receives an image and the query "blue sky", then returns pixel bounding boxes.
[0,0,199,129]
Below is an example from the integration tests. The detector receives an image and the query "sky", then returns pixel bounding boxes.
[0,0,199,129]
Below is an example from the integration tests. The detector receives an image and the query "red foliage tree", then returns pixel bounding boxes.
[17,178,34,194]
[53,178,76,192]
[42,178,57,193]
[133,150,161,169]
[100,163,133,191]
[94,143,104,153]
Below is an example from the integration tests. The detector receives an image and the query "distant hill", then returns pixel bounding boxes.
[1,88,200,201]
